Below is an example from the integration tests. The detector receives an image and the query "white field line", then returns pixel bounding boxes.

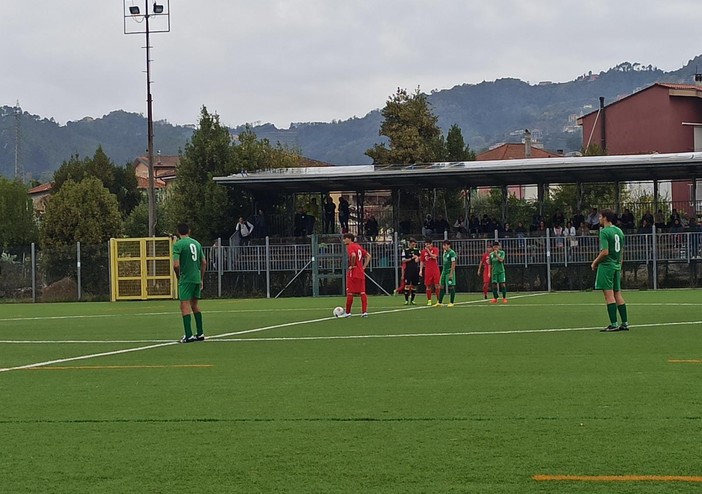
[1,299,699,324]
[0,294,544,371]
[3,293,698,372]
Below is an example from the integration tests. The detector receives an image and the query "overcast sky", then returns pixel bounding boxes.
[1,1,700,129]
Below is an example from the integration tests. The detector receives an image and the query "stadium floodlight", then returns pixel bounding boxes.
[123,0,171,237]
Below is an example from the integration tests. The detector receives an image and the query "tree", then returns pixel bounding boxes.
[366,87,443,165]
[53,147,141,218]
[168,107,236,243]
[445,124,476,161]
[40,177,123,295]
[168,109,303,243]
[0,177,38,248]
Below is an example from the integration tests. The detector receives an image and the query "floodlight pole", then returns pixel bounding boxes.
[124,0,170,237]
[145,2,156,237]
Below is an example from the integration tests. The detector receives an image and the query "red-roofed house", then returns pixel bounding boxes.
[28,182,53,215]
[577,81,702,214]
[133,155,180,190]
[475,138,562,199]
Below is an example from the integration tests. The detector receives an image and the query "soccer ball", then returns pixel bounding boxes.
[333,306,345,318]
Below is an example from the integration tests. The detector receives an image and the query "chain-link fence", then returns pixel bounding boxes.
[1,228,701,302]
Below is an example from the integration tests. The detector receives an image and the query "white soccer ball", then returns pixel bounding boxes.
[333,306,345,318]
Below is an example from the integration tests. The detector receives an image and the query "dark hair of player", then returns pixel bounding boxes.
[442,240,451,247]
[177,223,190,235]
[424,238,433,244]
[408,237,417,244]
[343,232,355,241]
[492,241,501,247]
[601,209,617,224]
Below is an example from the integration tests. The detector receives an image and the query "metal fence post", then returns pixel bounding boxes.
[76,241,82,301]
[393,231,399,293]
[31,242,36,303]
[652,227,658,290]
[217,237,222,298]
[265,236,271,298]
[546,229,552,292]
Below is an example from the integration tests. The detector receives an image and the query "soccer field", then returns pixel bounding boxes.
[1,291,701,493]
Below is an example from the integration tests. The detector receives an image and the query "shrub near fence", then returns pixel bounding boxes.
[1,229,700,302]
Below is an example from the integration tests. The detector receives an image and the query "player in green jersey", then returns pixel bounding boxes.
[489,241,507,304]
[173,223,207,343]
[435,240,457,307]
[591,209,629,332]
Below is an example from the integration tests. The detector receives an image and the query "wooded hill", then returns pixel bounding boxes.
[2,55,701,178]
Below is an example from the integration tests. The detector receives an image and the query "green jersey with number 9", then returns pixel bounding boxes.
[173,237,205,284]
[598,225,624,270]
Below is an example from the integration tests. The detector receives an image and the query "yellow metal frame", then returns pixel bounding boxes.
[109,237,177,301]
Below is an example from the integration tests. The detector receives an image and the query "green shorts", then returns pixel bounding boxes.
[595,265,621,291]
[491,272,506,284]
[179,282,202,301]
[440,272,455,288]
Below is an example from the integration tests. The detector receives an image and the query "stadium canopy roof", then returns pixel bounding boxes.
[213,152,702,193]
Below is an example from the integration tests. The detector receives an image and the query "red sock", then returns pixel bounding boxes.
[361,293,368,313]
[346,294,354,314]
[435,287,441,299]
[426,288,433,300]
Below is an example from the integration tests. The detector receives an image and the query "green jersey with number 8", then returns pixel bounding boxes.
[598,225,624,270]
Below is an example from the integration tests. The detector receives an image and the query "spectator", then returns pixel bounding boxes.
[235,216,254,245]
[572,209,585,230]
[654,209,665,230]
[252,209,267,238]
[641,210,654,228]
[323,195,336,234]
[552,209,565,227]
[621,208,635,230]
[586,207,600,230]
[553,223,564,237]
[502,222,513,237]
[453,216,467,237]
[294,207,308,236]
[422,214,435,237]
[399,218,412,235]
[338,196,350,233]
[535,220,548,236]
[468,214,480,235]
[514,222,527,238]
[563,221,576,237]
[638,219,652,234]
[364,215,379,242]
[435,215,450,236]
[668,208,681,227]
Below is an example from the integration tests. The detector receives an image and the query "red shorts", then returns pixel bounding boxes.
[424,269,440,287]
[482,271,491,283]
[347,276,366,294]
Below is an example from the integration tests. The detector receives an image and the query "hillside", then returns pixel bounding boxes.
[2,54,702,178]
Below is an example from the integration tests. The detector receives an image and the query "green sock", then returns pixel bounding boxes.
[182,314,192,338]
[501,286,507,299]
[439,289,444,303]
[449,288,455,303]
[194,312,203,335]
[617,304,628,325]
[607,303,618,325]
[492,287,498,299]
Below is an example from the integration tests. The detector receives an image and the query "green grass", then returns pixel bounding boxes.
[1,291,701,493]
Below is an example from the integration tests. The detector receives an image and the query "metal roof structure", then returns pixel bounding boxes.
[213,152,702,193]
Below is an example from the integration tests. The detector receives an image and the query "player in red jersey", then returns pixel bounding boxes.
[342,232,371,317]
[477,244,492,299]
[419,238,441,306]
